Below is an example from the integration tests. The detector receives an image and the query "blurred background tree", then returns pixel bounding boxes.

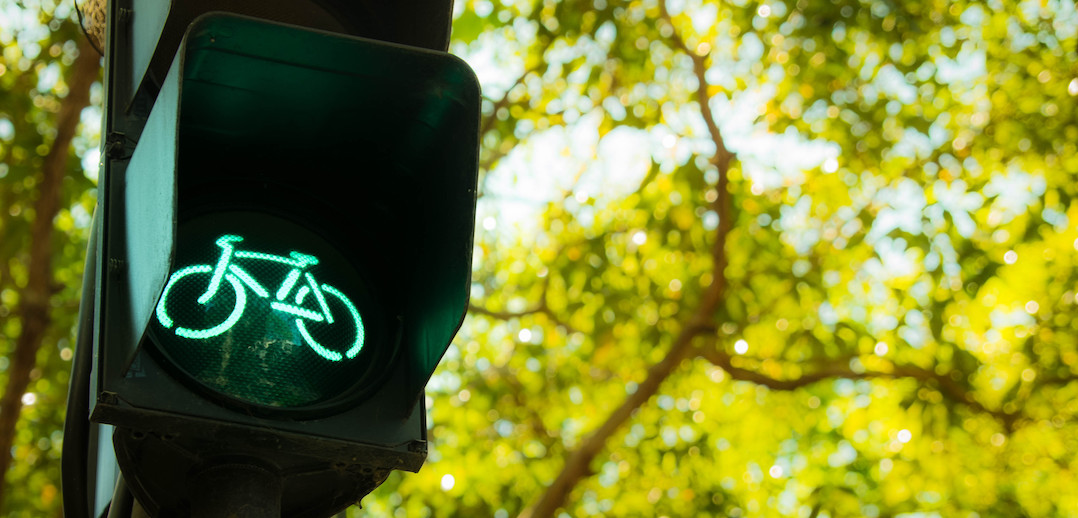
[367,0,1078,516]
[2,0,1077,516]
[0,0,99,515]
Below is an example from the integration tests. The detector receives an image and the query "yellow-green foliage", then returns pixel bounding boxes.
[3,0,1078,516]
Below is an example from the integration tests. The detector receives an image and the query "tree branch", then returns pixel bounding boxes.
[470,361,556,442]
[518,4,735,515]
[468,304,547,321]
[0,37,99,508]
[470,257,579,334]
[469,299,577,335]
[476,55,550,184]
[694,346,1019,427]
[480,66,537,137]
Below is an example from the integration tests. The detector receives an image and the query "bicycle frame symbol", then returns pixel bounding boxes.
[155,234,364,362]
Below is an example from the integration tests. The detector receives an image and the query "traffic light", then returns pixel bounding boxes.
[66,0,479,515]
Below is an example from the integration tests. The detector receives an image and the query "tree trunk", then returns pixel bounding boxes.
[0,37,100,510]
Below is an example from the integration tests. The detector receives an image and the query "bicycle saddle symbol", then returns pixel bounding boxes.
[155,234,364,362]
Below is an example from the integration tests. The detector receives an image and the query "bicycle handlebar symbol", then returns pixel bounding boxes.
[154,234,364,362]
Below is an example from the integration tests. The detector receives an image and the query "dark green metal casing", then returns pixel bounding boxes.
[126,0,456,109]
[90,13,479,515]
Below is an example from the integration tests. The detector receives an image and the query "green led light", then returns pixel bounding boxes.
[296,323,344,362]
[295,286,310,303]
[197,235,243,304]
[154,230,367,375]
[229,264,269,298]
[234,250,303,265]
[295,283,364,361]
[289,251,319,267]
[306,273,334,325]
[155,232,364,352]
[270,301,324,322]
[276,269,301,301]
[151,214,376,409]
[156,264,248,339]
[177,272,246,339]
[324,284,365,359]
[156,264,210,328]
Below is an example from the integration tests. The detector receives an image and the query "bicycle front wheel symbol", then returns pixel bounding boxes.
[294,283,364,362]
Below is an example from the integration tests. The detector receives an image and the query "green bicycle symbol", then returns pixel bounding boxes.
[154,234,364,362]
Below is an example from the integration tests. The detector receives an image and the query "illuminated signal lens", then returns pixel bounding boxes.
[149,212,378,409]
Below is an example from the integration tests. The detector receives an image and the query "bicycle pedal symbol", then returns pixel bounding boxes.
[155,234,364,362]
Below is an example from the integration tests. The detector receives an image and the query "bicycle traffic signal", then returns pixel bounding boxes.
[70,2,479,515]
[152,229,370,406]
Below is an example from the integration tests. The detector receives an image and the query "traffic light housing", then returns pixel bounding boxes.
[79,5,479,516]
